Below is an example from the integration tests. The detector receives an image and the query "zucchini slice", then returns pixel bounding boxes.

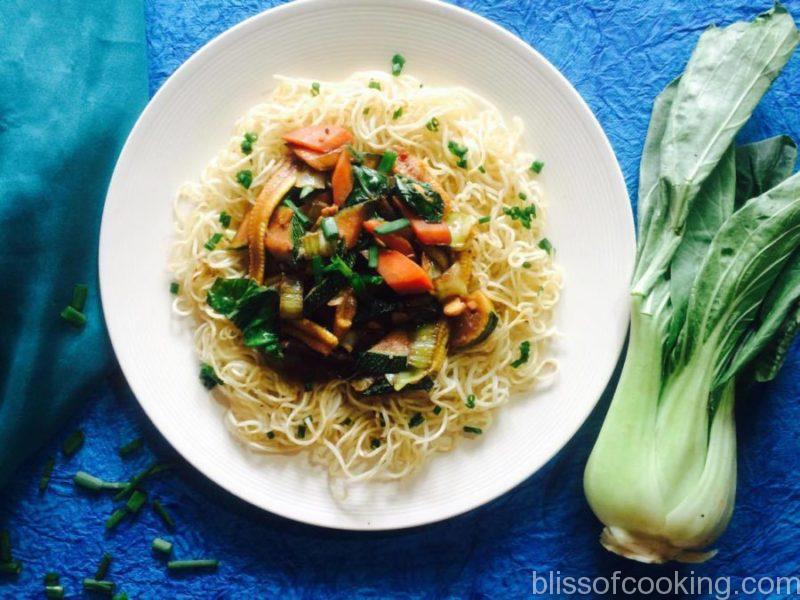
[357,330,411,374]
[450,291,498,349]
[304,273,348,315]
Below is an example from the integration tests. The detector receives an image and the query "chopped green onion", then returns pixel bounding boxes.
[44,572,60,585]
[60,305,86,328]
[118,437,143,458]
[199,362,222,389]
[538,238,554,254]
[169,282,180,295]
[39,456,55,492]
[363,107,370,116]
[530,160,544,173]
[378,150,397,174]
[478,165,486,173]
[425,117,439,132]
[266,431,276,440]
[341,417,353,426]
[374,218,410,235]
[297,424,306,439]
[503,205,536,229]
[45,585,64,598]
[367,245,379,269]
[518,192,527,201]
[152,537,173,556]
[298,185,315,200]
[1,530,11,562]
[320,217,339,241]
[113,463,172,502]
[204,232,224,251]
[311,256,324,283]
[392,107,403,120]
[0,561,22,575]
[447,141,468,168]
[522,261,532,269]
[62,430,84,457]
[71,284,88,311]
[408,412,424,428]
[152,499,175,531]
[283,198,310,225]
[95,553,112,579]
[167,560,219,571]
[105,508,128,531]
[510,341,531,368]
[112,594,128,600]
[240,132,258,154]
[236,169,253,189]
[126,490,147,513]
[466,394,476,409]
[368,80,381,90]
[73,471,109,491]
[463,426,483,435]
[433,405,442,415]
[370,438,381,449]
[83,578,115,594]
[391,53,405,76]
[310,81,320,96]
[478,216,491,224]
[219,211,231,228]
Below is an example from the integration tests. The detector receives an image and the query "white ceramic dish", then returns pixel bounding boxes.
[99,0,634,530]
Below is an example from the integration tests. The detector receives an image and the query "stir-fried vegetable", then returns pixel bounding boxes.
[377,249,434,295]
[283,125,353,153]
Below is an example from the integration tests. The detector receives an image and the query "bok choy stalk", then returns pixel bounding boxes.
[584,5,800,564]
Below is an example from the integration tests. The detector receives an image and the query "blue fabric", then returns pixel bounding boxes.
[0,1,147,486]
[3,1,800,598]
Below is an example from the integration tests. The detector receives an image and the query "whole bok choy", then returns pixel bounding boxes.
[583,4,800,563]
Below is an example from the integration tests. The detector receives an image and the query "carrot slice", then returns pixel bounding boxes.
[363,220,415,256]
[264,205,296,261]
[334,203,366,250]
[247,160,298,283]
[290,145,341,171]
[331,149,353,206]
[283,125,353,153]
[377,249,433,295]
[397,204,452,245]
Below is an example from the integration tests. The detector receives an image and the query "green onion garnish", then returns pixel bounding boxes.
[378,150,397,174]
[152,537,173,556]
[199,363,222,389]
[391,53,405,76]
[113,463,171,502]
[368,80,381,90]
[478,216,491,224]
[112,594,129,600]
[152,499,175,531]
[45,585,64,598]
[297,424,307,439]
[1,530,11,562]
[310,82,320,96]
[447,141,468,168]
[463,426,483,435]
[530,160,544,173]
[363,107,370,116]
[219,211,231,228]
[374,218,410,235]
[522,261,532,268]
[167,559,219,571]
[170,282,180,295]
[311,256,324,284]
[236,169,253,189]
[370,438,381,449]
[118,437,143,459]
[283,198,310,225]
[71,284,88,312]
[204,233,224,251]
[60,305,86,328]
[95,553,112,579]
[0,561,21,575]
[433,405,442,415]
[511,341,531,368]
[538,238,554,254]
[392,107,403,120]
[240,132,258,155]
[408,413,424,428]
[320,217,339,241]
[73,471,126,492]
[105,508,128,531]
[341,417,353,426]
[83,578,115,594]
[466,394,476,409]
[425,117,439,132]
[45,572,60,585]
[126,490,147,513]
[266,431,276,439]
[518,192,527,201]
[478,165,486,173]
[367,245,379,269]
[62,430,84,457]
[503,205,536,229]
[39,456,55,492]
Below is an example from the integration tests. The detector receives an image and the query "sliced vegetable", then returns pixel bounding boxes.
[344,165,390,206]
[304,273,348,315]
[264,206,301,262]
[377,249,433,295]
[395,174,444,223]
[359,376,433,397]
[320,216,339,241]
[357,330,411,373]
[279,277,304,320]
[334,204,368,250]
[282,124,353,153]
[398,203,451,245]
[434,252,471,301]
[289,145,342,171]
[408,320,449,370]
[332,149,353,206]
[283,319,338,356]
[445,212,477,250]
[332,288,357,340]
[300,230,336,258]
[450,291,498,348]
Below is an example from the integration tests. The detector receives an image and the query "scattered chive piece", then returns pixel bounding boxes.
[105,508,128,531]
[95,553,112,579]
[310,81,320,96]
[62,430,85,457]
[113,463,172,502]
[341,417,353,426]
[530,160,544,173]
[433,405,442,415]
[204,232,224,251]
[503,205,536,229]
[463,426,483,435]
[152,499,175,531]
[1,530,11,562]
[39,456,55,492]
[363,107,370,115]
[72,472,125,492]
[518,192,527,201]
[283,198,310,225]
[83,578,115,594]
[511,341,531,368]
[379,413,386,427]
[368,80,381,90]
[447,141,468,168]
[298,185,315,200]
[478,216,491,224]
[236,169,253,189]
[112,594,129,600]
[392,107,403,120]
[240,132,258,154]
[45,572,60,585]
[297,424,307,439]
[391,53,405,76]
[118,437,144,458]
[266,431,276,440]
[374,218,410,235]
[538,238,554,254]
[71,284,88,312]
[152,537,173,556]
[60,305,86,328]
[126,490,147,513]
[478,165,486,173]
[45,585,64,598]
[367,245,379,269]
[408,412,424,428]
[167,559,219,571]
[425,117,439,132]
[370,438,381,449]
[523,261,532,269]
[219,211,231,228]
[378,150,397,174]
[466,394,476,409]
[199,363,222,389]
[170,282,180,295]
[0,561,22,575]
[320,217,339,241]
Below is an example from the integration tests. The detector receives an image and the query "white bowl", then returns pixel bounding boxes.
[99,0,634,530]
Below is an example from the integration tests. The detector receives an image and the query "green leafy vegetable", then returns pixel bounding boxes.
[344,165,390,206]
[734,135,798,207]
[394,174,444,222]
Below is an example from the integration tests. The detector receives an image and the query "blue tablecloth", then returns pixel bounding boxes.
[3,1,800,597]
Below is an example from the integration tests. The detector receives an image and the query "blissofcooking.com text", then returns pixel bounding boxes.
[532,570,800,598]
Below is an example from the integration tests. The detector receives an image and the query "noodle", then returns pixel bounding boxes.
[169,71,562,481]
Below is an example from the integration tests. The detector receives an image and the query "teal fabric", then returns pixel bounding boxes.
[0,0,148,486]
